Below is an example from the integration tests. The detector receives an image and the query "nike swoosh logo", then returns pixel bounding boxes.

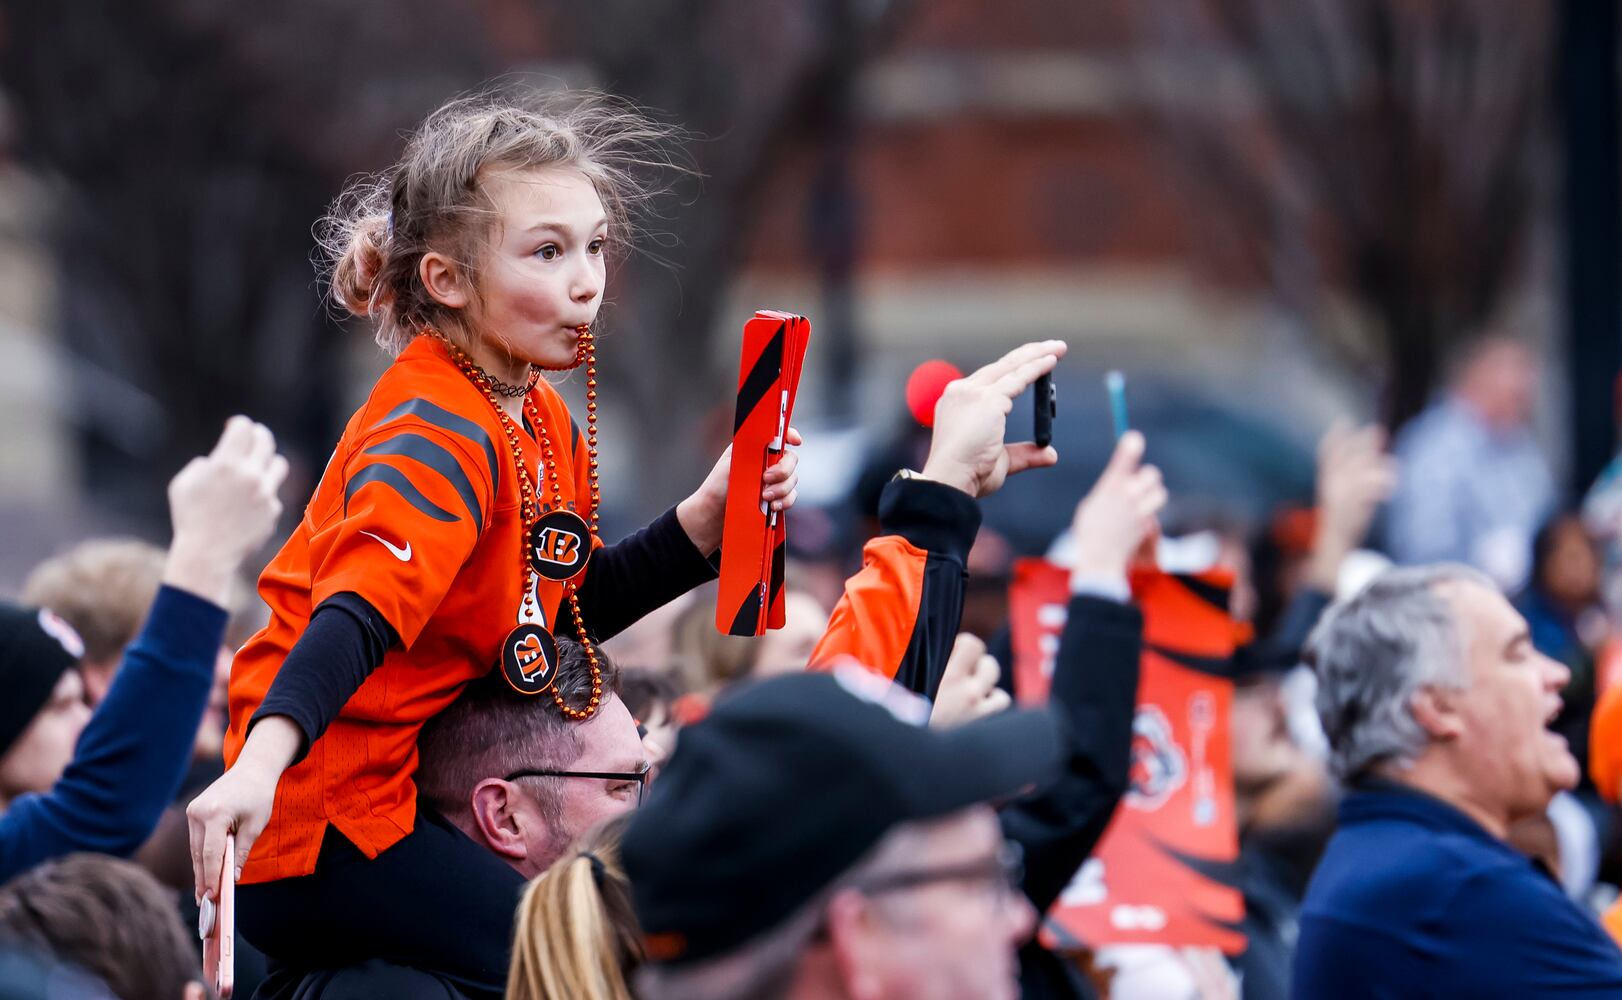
[360,530,412,562]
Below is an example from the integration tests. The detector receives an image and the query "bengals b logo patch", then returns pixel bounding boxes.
[528,509,591,582]
[501,623,559,695]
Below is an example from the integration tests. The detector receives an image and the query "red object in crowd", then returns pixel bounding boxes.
[1011,559,1247,955]
[670,692,711,727]
[1270,506,1319,557]
[905,360,963,428]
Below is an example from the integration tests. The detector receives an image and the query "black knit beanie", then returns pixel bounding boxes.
[0,602,83,757]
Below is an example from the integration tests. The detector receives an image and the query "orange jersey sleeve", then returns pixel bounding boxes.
[308,402,496,648]
[808,478,981,696]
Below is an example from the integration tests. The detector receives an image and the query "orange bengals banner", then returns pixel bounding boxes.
[1010,558,1246,955]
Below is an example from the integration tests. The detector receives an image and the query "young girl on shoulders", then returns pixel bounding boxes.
[187,91,798,996]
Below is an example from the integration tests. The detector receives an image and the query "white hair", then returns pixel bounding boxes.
[1306,563,1493,780]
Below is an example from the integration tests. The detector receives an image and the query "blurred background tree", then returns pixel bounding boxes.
[0,0,1612,581]
[0,0,906,528]
[1132,0,1551,430]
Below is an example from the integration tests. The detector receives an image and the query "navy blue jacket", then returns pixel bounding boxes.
[1293,781,1622,998]
[0,585,225,880]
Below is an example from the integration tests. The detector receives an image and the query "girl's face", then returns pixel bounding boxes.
[472,166,607,370]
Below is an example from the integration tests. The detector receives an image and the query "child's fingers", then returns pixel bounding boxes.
[764,449,798,484]
[186,808,207,904]
[198,819,228,902]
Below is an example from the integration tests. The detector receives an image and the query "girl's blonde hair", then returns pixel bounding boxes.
[320,88,686,354]
[508,812,643,1000]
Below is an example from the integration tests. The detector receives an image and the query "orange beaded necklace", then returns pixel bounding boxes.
[433,326,603,720]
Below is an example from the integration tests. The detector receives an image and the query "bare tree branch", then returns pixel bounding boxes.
[1134,0,1550,427]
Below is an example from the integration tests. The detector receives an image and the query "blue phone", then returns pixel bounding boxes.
[1105,371,1128,440]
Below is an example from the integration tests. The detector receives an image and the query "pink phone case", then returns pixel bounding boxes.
[201,832,235,997]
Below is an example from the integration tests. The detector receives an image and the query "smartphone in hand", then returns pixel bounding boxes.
[201,832,235,998]
[1034,372,1057,448]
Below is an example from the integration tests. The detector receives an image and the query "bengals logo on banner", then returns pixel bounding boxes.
[1010,559,1246,955]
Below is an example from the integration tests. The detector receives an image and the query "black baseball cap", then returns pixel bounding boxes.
[0,603,84,756]
[621,668,1063,965]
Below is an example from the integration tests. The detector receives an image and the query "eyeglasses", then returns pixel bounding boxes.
[503,761,652,806]
[853,842,1025,906]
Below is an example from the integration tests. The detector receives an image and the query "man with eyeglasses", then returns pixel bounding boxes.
[624,668,1064,1000]
[252,638,646,998]
[414,638,648,878]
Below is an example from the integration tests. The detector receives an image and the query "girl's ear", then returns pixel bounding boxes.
[420,251,470,310]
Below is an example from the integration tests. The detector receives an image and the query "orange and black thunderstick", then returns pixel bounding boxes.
[717,310,811,636]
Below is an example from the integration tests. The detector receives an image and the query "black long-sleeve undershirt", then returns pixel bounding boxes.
[1010,594,1143,1000]
[570,505,719,641]
[250,506,716,758]
[250,594,397,765]
[1005,594,1143,914]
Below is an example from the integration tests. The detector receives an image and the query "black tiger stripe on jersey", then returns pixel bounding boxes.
[362,432,485,531]
[343,463,459,523]
[372,397,501,489]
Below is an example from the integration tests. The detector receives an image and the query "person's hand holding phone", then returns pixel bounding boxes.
[920,340,1067,498]
[1033,372,1056,448]
[200,831,235,997]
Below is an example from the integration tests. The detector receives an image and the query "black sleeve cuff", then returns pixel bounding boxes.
[877,478,982,565]
[321,592,401,648]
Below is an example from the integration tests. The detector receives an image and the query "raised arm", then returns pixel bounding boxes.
[1000,430,1165,912]
[0,417,286,880]
[808,340,1067,693]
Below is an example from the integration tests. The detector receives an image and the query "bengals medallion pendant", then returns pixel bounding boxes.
[501,623,560,696]
[527,509,591,582]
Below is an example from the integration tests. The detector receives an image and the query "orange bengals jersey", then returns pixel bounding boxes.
[225,336,597,883]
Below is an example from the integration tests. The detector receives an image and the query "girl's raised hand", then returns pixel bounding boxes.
[676,428,802,556]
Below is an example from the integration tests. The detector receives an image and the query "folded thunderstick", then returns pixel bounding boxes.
[716,310,811,636]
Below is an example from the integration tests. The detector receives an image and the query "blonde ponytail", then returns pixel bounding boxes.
[508,813,642,1000]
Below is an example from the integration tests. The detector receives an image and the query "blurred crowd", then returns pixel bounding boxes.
[3,89,1622,1000]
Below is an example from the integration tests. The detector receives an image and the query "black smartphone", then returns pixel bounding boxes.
[1033,372,1056,448]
